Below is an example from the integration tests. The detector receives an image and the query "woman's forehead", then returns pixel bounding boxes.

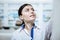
[23,5,33,9]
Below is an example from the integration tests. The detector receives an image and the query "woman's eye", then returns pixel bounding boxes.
[31,8,35,11]
[25,9,29,12]
[25,8,35,12]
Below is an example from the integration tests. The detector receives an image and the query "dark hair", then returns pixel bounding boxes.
[18,4,32,16]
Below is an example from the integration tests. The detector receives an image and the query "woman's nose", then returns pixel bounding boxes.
[30,10,34,14]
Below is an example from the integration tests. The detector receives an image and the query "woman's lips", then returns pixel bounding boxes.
[30,15,35,17]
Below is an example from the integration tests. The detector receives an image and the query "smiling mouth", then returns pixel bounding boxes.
[30,15,35,17]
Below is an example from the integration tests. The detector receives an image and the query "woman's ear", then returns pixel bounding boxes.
[19,16,23,20]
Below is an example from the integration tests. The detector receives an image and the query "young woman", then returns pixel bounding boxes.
[11,3,51,40]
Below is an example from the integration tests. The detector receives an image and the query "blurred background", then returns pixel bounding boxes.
[0,0,60,40]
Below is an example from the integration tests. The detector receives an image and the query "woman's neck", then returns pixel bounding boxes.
[24,22,33,32]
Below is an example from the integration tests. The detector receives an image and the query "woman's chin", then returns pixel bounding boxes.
[29,18,35,21]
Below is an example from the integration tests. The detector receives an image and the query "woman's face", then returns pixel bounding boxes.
[20,5,36,22]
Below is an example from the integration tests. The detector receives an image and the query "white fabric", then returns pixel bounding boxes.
[11,26,46,40]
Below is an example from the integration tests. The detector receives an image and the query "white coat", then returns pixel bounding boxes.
[11,24,52,40]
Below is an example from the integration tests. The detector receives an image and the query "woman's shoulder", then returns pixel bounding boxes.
[12,27,23,34]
